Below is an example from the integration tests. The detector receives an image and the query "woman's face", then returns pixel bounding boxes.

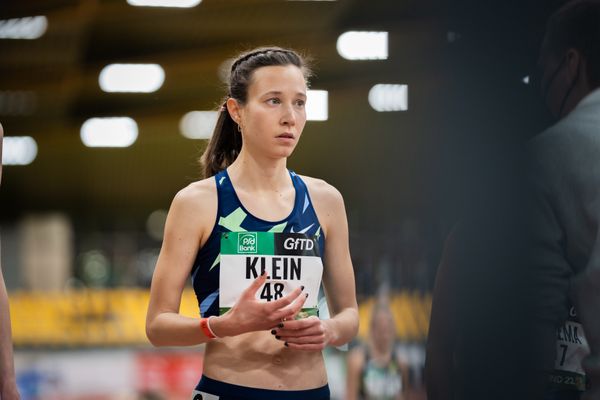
[234,65,307,160]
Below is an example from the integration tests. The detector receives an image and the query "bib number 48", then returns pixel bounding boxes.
[260,282,285,301]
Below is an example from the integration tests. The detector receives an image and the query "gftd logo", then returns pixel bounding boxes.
[238,232,257,254]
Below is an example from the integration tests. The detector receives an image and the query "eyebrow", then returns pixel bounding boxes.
[261,90,307,98]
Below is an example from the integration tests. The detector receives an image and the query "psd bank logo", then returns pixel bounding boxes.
[238,232,257,254]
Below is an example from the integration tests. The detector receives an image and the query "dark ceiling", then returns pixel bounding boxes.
[0,0,566,231]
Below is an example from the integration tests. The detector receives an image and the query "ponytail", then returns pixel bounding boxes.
[200,101,242,178]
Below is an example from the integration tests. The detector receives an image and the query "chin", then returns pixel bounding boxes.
[274,147,297,159]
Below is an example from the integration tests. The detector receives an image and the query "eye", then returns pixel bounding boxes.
[295,99,306,107]
[266,98,281,105]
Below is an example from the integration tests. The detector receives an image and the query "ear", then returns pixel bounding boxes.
[565,48,582,81]
[226,98,243,125]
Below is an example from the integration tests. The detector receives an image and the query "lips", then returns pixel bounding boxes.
[277,133,294,139]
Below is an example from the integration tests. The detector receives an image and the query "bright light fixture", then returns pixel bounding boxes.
[368,84,408,112]
[522,76,530,85]
[336,31,388,60]
[127,0,202,8]
[179,111,219,139]
[306,90,328,121]
[80,117,138,148]
[2,136,38,165]
[0,16,47,40]
[99,64,165,93]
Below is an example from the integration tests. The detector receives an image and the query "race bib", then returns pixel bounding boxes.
[191,391,219,400]
[219,232,323,318]
[548,307,590,392]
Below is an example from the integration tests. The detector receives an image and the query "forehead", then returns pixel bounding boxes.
[248,65,307,96]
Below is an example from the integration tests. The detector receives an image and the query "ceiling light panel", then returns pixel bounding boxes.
[80,117,138,148]
[337,31,388,60]
[127,0,202,8]
[179,111,218,139]
[368,84,408,112]
[99,64,165,93]
[2,136,38,165]
[0,16,48,40]
[306,90,328,121]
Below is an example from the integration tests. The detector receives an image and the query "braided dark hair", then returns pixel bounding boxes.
[201,47,312,178]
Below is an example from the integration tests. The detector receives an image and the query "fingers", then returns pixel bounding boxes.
[275,316,321,335]
[235,280,309,331]
[277,329,326,345]
[272,318,328,351]
[271,290,308,322]
[265,285,304,311]
[242,271,268,298]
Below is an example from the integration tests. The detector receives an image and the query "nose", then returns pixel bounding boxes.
[280,103,296,127]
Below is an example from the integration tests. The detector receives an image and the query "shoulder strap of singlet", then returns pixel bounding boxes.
[214,169,241,217]
[289,171,314,217]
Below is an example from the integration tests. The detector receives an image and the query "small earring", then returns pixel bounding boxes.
[237,124,242,133]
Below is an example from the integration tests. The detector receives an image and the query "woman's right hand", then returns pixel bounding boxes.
[210,272,308,337]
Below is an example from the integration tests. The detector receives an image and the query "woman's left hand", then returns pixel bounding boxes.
[271,316,333,351]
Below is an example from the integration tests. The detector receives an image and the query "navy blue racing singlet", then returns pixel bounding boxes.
[190,169,325,318]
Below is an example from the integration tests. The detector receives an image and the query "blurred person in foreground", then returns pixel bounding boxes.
[0,122,20,400]
[426,2,600,399]
[346,301,408,400]
[146,47,358,400]
[529,1,600,398]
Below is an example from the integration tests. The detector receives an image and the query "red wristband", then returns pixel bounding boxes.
[200,317,217,339]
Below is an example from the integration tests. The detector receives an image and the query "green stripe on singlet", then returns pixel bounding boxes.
[219,307,319,318]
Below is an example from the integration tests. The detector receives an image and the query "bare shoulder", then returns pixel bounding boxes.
[168,177,218,227]
[299,175,346,235]
[299,175,344,208]
[174,177,216,207]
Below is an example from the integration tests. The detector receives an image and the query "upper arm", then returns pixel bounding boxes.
[306,178,358,315]
[146,181,217,320]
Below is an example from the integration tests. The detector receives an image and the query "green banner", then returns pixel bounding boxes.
[221,232,274,256]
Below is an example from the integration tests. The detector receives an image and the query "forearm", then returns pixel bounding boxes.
[146,312,212,347]
[323,307,358,347]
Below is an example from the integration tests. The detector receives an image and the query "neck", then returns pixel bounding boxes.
[227,148,290,192]
[559,73,593,118]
